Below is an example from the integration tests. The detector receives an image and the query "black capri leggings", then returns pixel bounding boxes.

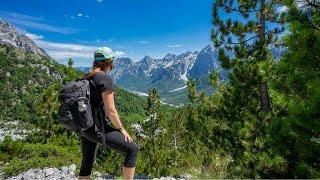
[79,124,140,176]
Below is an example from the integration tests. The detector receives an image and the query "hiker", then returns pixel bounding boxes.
[78,47,140,180]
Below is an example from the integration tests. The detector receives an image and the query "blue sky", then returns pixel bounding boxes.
[0,0,214,66]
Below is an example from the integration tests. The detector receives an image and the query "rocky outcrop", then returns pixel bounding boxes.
[0,19,50,58]
[0,121,29,142]
[7,164,78,180]
[4,164,193,180]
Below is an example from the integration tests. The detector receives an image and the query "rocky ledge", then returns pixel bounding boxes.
[5,164,193,180]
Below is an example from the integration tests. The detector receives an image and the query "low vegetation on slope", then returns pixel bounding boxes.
[0,44,149,177]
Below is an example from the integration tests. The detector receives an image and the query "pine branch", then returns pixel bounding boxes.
[296,0,320,9]
[266,1,274,16]
[305,0,320,8]
[219,28,283,46]
[297,16,320,30]
[218,2,260,13]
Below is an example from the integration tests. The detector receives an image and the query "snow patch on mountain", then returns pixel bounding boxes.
[179,74,188,82]
[164,61,174,68]
[159,100,180,108]
[129,90,149,97]
[169,85,188,93]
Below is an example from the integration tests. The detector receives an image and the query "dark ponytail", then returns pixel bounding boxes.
[84,58,114,80]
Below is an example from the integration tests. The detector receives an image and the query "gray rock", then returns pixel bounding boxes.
[44,168,56,177]
[158,177,176,180]
[69,164,76,172]
[93,172,113,180]
[179,173,192,180]
[0,120,28,142]
[5,163,193,180]
[7,164,78,180]
[60,166,69,174]
[92,171,102,177]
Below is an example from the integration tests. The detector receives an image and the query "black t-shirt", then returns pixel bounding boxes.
[83,71,115,135]
[89,71,115,109]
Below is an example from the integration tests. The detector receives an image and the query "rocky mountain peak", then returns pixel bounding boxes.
[200,44,215,56]
[163,53,178,61]
[179,50,198,59]
[116,57,133,65]
[0,19,50,58]
[188,45,219,77]
[140,56,157,67]
[141,55,153,61]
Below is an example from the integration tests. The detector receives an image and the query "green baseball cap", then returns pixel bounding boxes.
[94,47,115,61]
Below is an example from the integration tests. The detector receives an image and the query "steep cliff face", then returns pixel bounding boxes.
[188,45,219,78]
[0,19,50,58]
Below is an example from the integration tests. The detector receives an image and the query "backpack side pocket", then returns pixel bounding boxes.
[77,97,94,130]
[58,105,77,131]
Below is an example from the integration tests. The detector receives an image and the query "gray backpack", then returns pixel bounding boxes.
[57,77,108,149]
[57,78,94,135]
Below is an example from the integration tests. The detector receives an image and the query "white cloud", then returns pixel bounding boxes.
[139,41,150,44]
[167,44,183,48]
[114,51,125,57]
[15,27,28,34]
[0,11,42,21]
[10,19,77,34]
[0,11,77,34]
[66,12,89,19]
[25,33,44,40]
[33,39,125,60]
[97,0,103,2]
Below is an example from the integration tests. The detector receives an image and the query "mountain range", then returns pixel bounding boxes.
[0,18,284,105]
[77,45,228,105]
[77,41,285,105]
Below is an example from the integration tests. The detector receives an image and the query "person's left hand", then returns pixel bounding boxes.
[120,129,133,142]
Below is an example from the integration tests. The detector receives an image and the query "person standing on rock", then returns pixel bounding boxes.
[78,47,140,180]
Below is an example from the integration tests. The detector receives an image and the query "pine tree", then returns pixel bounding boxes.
[211,0,286,112]
[141,88,170,176]
[36,82,61,143]
[187,79,197,104]
[210,1,292,177]
[269,0,320,177]
[67,58,73,68]
[62,58,82,83]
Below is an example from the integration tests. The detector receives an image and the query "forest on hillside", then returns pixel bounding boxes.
[0,0,319,179]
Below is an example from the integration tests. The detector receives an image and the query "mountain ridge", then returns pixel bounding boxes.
[0,19,50,58]
[76,45,223,104]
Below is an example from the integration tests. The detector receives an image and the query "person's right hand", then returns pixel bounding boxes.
[120,129,133,142]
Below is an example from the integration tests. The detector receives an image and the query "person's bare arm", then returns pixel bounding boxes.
[101,91,122,128]
[101,90,133,142]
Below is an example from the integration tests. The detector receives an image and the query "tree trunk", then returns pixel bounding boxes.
[259,81,272,112]
[258,0,272,112]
